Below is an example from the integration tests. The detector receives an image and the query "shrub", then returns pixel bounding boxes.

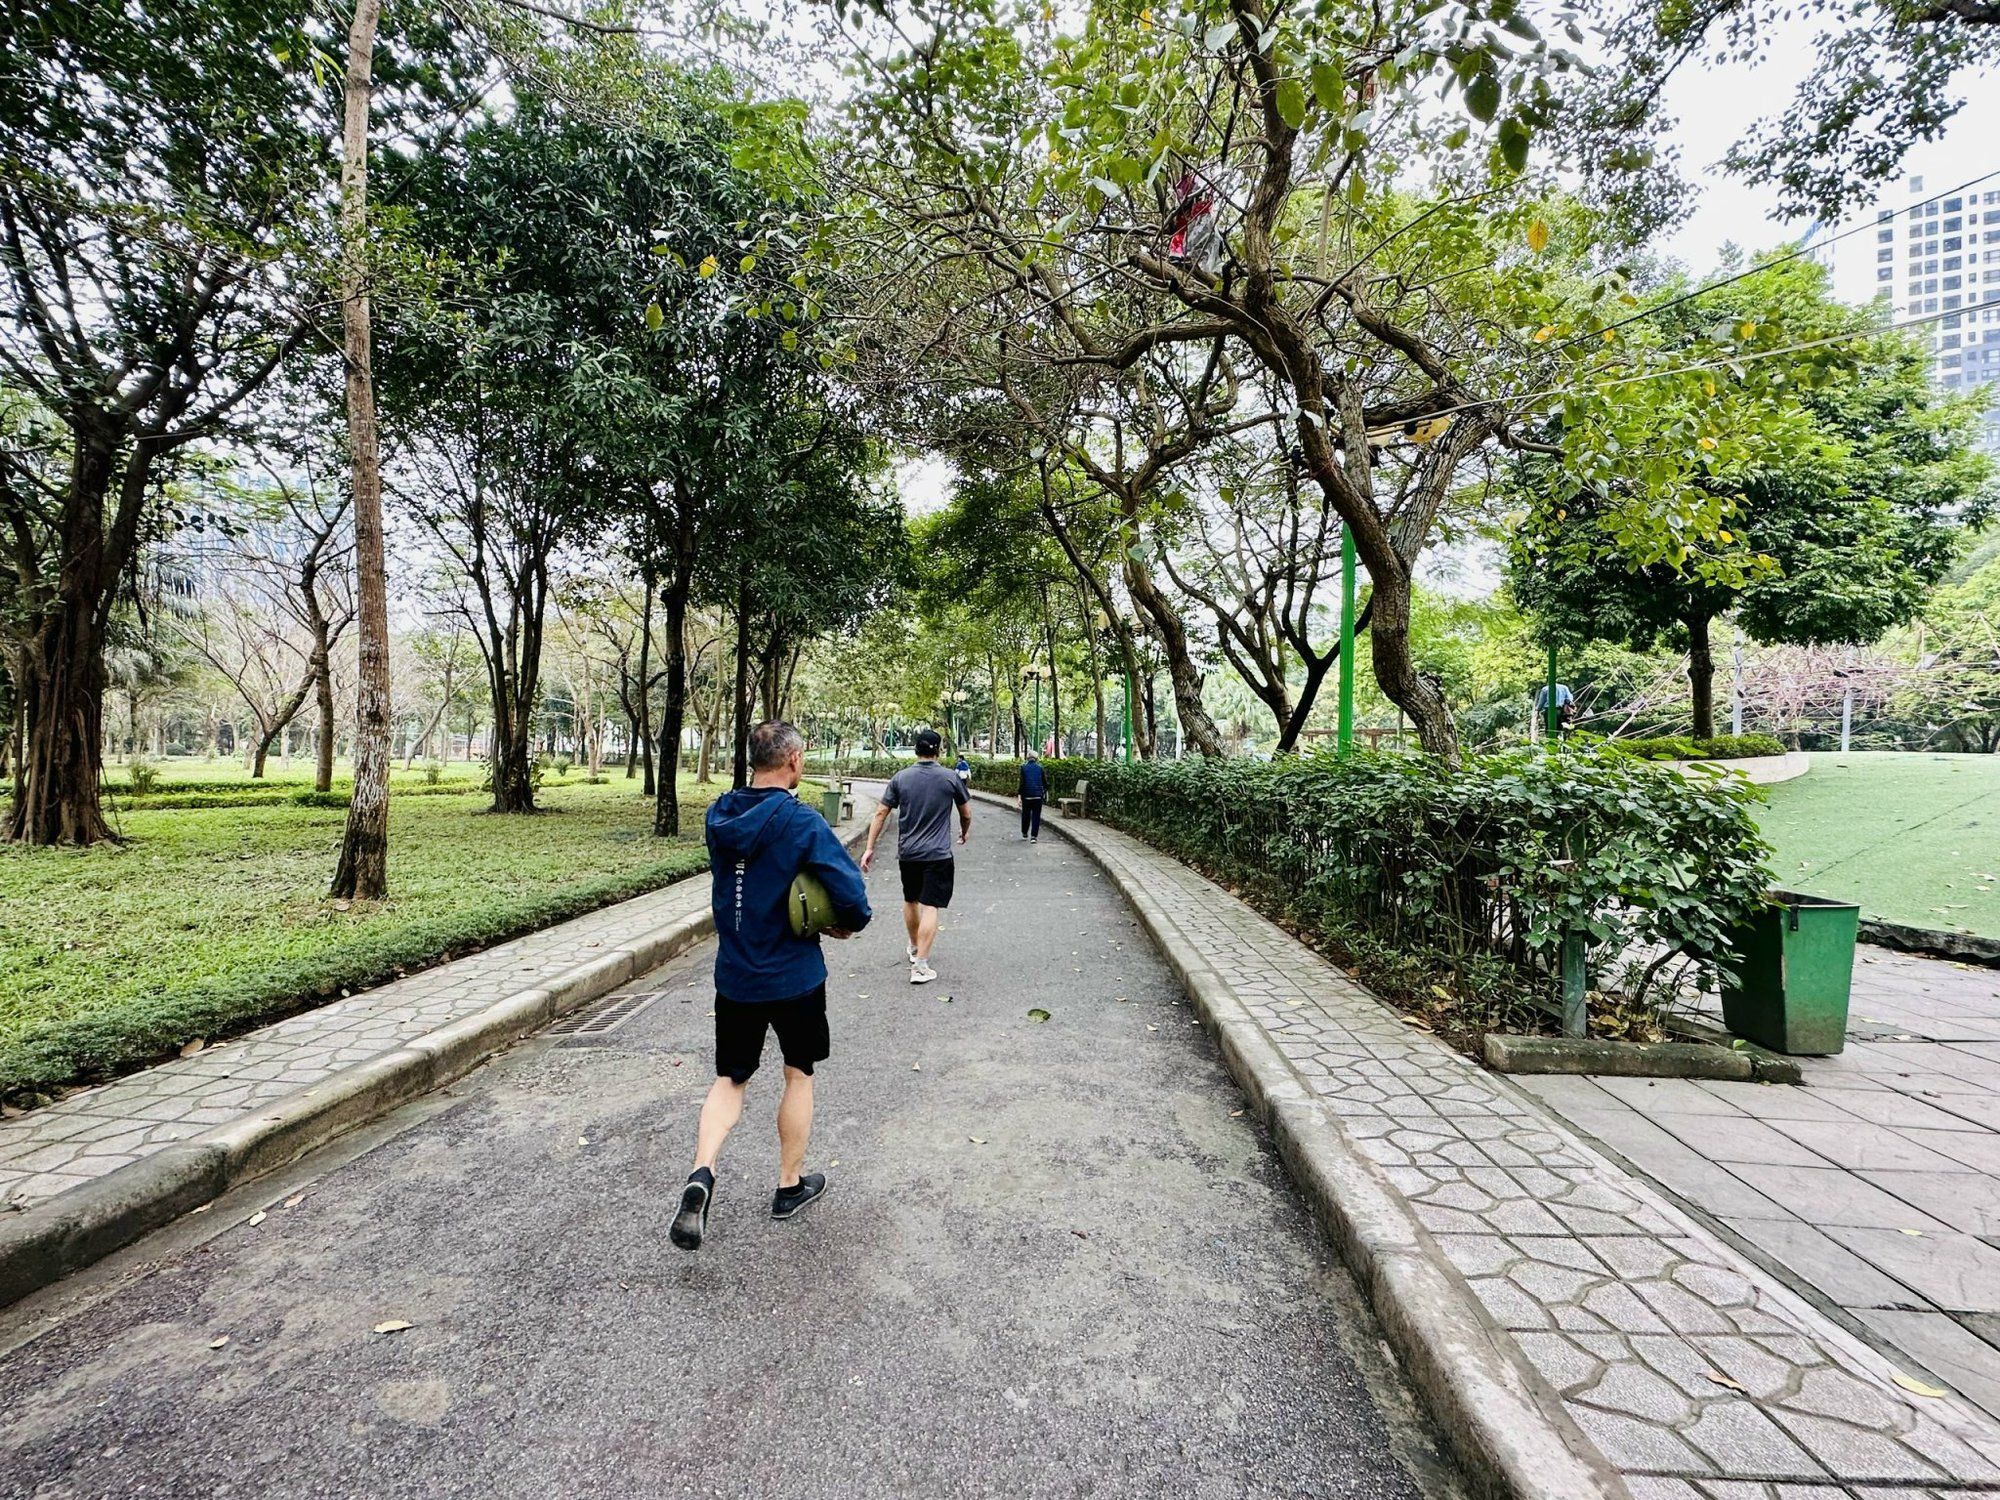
[1603,734,1786,762]
[1697,733,1787,759]
[965,757,1097,800]
[1082,747,1772,1035]
[421,759,446,786]
[126,759,161,796]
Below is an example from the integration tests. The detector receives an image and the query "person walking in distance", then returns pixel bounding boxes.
[862,727,970,986]
[670,721,871,1252]
[954,751,971,785]
[1017,748,1047,844]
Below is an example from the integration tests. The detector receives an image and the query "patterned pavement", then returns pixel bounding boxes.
[1058,812,2000,1499]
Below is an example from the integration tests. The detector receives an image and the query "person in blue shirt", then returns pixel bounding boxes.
[1017,749,1048,843]
[954,752,971,783]
[670,720,871,1252]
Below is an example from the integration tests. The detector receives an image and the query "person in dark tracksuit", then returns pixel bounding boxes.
[669,721,871,1252]
[1018,750,1047,843]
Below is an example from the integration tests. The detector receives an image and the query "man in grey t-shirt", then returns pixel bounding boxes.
[861,728,971,985]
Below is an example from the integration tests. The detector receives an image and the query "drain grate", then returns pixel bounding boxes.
[551,989,664,1039]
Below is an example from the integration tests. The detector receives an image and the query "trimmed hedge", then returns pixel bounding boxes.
[99,784,486,812]
[1081,748,1772,1038]
[0,849,710,1098]
[1603,733,1787,762]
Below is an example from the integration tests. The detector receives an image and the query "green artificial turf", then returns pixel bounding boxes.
[1755,753,2000,938]
[0,777,727,1099]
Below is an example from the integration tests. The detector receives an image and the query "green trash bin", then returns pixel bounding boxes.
[1720,890,1860,1056]
[819,787,843,826]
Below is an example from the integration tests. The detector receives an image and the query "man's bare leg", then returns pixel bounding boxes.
[776,1066,814,1189]
[915,903,940,960]
[903,900,921,954]
[692,1076,748,1172]
[673,1075,747,1250]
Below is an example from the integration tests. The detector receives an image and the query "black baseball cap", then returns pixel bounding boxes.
[913,728,943,757]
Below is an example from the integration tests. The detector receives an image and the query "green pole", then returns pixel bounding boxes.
[1545,641,1560,742]
[1338,523,1356,755]
[1122,670,1133,762]
[1033,675,1042,756]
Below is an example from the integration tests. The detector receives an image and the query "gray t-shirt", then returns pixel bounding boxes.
[881,760,970,863]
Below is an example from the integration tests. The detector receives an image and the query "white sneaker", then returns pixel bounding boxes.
[910,960,937,985]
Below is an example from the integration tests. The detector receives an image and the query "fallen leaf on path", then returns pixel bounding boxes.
[373,1320,414,1335]
[191,1203,212,1214]
[1072,1230,1088,1239]
[968,1136,985,1145]
[209,1336,230,1350]
[283,1195,306,1209]
[578,1137,590,1146]
[247,1211,266,1227]
[1145,1024,1158,1032]
[1705,1371,1746,1393]
[1893,1372,1949,1398]
[1229,1110,1245,1118]
[911,1062,921,1071]
[1027,1008,1051,1023]
[1900,1228,1924,1237]
[179,1039,205,1057]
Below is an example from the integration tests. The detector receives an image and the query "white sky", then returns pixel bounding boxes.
[1653,27,2000,290]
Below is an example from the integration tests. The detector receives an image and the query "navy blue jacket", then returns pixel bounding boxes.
[706,787,871,1002]
[1019,761,1048,798]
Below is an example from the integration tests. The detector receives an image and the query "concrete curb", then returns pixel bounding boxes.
[969,790,1628,1500]
[0,802,875,1310]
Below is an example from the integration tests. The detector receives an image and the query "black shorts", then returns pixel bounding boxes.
[714,984,829,1083]
[899,858,955,909]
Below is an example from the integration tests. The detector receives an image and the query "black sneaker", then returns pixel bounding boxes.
[771,1172,827,1221]
[670,1168,713,1250]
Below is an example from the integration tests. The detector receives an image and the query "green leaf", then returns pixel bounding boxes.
[1027,1008,1051,1022]
[1466,69,1501,124]
[1204,20,1236,50]
[739,254,757,274]
[644,302,663,332]
[1310,62,1342,113]
[1498,117,1531,171]
[1275,78,1308,130]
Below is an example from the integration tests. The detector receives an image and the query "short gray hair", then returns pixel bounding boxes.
[748,720,805,769]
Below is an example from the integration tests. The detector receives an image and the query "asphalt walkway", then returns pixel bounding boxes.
[0,823,1464,1499]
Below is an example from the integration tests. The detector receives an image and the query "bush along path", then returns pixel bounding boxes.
[0,798,874,1304]
[1001,793,2000,1495]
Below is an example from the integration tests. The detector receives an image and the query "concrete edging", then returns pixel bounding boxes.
[965,789,1627,1500]
[0,803,875,1309]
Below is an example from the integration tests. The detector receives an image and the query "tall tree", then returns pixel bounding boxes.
[0,0,325,842]
[1510,264,1994,735]
[330,0,392,895]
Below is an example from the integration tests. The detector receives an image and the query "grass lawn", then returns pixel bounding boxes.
[0,775,730,1100]
[1755,753,2000,938]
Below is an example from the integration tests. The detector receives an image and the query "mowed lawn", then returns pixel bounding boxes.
[0,776,724,1099]
[1756,753,2000,938]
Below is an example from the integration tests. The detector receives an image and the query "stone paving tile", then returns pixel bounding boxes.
[1054,816,2000,1495]
[0,862,720,1211]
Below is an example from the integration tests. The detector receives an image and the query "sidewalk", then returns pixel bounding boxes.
[1520,947,2000,1424]
[1036,802,2000,1497]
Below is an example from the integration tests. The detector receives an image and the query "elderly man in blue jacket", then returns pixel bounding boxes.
[670,721,871,1251]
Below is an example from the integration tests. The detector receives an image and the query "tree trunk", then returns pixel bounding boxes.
[6,596,115,844]
[330,0,389,900]
[1124,560,1221,756]
[1364,568,1457,759]
[731,577,752,789]
[652,571,691,836]
[5,438,121,845]
[1687,615,1716,740]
